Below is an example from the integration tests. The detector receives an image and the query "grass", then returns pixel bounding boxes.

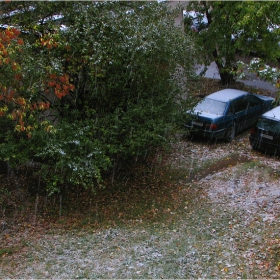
[0,247,16,257]
[2,195,279,279]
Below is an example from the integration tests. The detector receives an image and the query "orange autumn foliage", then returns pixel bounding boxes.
[0,27,74,133]
[45,73,75,99]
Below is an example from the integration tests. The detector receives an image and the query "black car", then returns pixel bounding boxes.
[186,89,274,142]
[249,106,280,155]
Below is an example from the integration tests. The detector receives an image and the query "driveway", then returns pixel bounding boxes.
[195,61,278,93]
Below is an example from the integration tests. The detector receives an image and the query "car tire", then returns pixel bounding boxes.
[225,123,236,142]
[250,140,258,151]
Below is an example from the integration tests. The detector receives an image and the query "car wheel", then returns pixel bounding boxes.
[225,123,235,142]
[251,140,258,151]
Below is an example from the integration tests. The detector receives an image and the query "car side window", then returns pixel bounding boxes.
[246,95,262,108]
[232,98,248,113]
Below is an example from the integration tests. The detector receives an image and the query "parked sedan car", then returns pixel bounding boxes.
[186,89,274,142]
[249,106,280,155]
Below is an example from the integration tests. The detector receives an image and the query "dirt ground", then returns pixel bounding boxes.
[169,129,280,216]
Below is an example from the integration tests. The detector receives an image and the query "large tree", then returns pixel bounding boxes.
[185,1,280,85]
[0,1,195,193]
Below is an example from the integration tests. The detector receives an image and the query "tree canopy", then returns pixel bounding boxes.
[0,1,195,194]
[185,1,280,85]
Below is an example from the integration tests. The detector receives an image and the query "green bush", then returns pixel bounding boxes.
[0,1,195,194]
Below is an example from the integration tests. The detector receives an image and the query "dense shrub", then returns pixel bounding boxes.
[0,1,195,194]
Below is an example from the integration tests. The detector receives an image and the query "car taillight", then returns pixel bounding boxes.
[209,124,218,130]
[206,123,218,130]
[250,127,256,135]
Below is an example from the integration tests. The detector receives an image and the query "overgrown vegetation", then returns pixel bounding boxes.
[0,1,196,195]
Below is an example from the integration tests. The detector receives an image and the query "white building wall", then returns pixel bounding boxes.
[167,1,189,28]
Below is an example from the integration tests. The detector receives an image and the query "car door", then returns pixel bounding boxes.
[230,96,249,133]
[244,95,264,128]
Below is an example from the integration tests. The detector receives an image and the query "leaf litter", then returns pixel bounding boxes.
[1,129,280,278]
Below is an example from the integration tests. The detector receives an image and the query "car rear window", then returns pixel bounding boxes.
[195,98,227,115]
[257,117,280,133]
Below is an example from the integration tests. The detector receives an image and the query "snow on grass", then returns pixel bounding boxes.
[1,131,280,278]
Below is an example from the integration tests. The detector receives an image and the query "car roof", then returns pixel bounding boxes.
[206,89,249,102]
[262,106,280,120]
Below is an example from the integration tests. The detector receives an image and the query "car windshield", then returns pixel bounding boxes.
[257,117,280,134]
[194,98,227,115]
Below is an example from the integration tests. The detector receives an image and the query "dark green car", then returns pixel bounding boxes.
[250,106,280,156]
[186,89,274,142]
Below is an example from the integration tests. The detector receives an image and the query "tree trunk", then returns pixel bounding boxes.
[219,70,236,85]
[213,49,236,85]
